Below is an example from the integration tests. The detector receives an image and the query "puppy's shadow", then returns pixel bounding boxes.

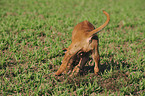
[80,53,130,76]
[99,58,130,74]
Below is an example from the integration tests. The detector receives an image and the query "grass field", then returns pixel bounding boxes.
[0,0,145,95]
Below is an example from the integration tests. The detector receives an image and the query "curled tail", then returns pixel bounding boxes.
[88,10,110,37]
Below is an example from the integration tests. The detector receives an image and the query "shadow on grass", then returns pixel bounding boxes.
[78,54,130,76]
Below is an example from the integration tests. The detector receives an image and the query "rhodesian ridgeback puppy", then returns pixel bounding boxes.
[55,10,110,76]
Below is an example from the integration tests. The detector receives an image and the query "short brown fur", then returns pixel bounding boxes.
[55,10,110,76]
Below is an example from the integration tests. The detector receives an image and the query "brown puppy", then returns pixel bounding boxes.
[55,10,110,76]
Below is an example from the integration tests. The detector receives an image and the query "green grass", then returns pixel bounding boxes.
[0,0,145,95]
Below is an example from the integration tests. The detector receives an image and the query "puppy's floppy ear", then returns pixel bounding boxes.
[88,10,110,37]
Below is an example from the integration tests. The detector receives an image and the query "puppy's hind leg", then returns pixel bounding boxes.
[92,41,100,75]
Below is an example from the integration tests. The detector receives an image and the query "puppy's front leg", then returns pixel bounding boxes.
[63,57,74,74]
[55,43,81,76]
[55,52,74,75]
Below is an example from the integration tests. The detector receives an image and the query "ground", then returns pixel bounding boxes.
[0,0,145,95]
